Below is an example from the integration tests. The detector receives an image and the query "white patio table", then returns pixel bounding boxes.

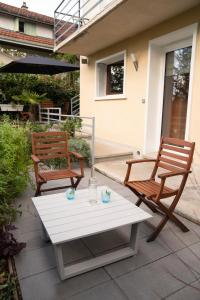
[32,186,151,280]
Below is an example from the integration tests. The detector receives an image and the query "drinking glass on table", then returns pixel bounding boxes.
[66,187,75,200]
[88,177,98,205]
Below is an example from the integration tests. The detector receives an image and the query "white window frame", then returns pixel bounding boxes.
[95,50,126,100]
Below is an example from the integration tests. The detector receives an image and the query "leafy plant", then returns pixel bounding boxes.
[59,117,82,137]
[69,137,91,164]
[0,202,19,228]
[0,226,26,258]
[0,117,31,202]
[105,190,111,197]
[12,90,46,105]
[0,89,6,103]
[0,259,17,300]
[0,71,79,111]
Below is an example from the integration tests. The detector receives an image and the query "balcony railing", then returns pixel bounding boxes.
[54,0,113,47]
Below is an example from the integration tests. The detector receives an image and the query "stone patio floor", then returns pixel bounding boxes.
[14,169,200,300]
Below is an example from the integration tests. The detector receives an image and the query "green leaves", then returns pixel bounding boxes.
[12,90,47,105]
[0,71,79,107]
[59,117,82,137]
[0,117,30,203]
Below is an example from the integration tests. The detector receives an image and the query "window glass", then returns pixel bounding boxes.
[161,46,192,139]
[19,21,24,33]
[106,61,124,95]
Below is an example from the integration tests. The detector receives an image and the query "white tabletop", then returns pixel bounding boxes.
[32,186,151,245]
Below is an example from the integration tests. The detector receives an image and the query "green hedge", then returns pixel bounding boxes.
[0,117,30,202]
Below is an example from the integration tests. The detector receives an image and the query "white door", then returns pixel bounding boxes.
[144,24,197,155]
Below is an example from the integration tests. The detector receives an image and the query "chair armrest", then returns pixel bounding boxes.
[69,151,84,177]
[31,154,40,163]
[38,173,47,183]
[124,159,156,184]
[69,151,84,160]
[158,170,191,179]
[126,159,156,165]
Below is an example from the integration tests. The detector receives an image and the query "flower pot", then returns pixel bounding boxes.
[0,104,24,112]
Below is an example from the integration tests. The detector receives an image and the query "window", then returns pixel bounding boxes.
[19,21,24,33]
[96,51,125,99]
[106,61,124,94]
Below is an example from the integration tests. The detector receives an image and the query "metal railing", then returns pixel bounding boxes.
[39,107,62,123]
[39,107,95,178]
[71,94,80,115]
[54,0,113,47]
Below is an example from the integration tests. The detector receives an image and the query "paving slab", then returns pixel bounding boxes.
[15,239,93,280]
[20,268,110,300]
[83,226,131,255]
[13,168,200,299]
[68,280,127,300]
[15,245,56,279]
[175,247,200,278]
[166,279,200,300]
[115,254,192,300]
[105,236,172,278]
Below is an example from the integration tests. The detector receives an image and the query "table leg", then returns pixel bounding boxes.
[53,223,141,280]
[54,244,65,280]
[129,223,140,253]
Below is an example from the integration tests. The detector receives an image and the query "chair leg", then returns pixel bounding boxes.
[158,202,189,233]
[147,215,169,242]
[136,198,142,206]
[74,177,82,189]
[136,196,158,213]
[35,183,42,197]
[167,212,189,232]
[70,178,75,187]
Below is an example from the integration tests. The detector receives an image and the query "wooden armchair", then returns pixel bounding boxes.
[31,131,84,196]
[124,137,195,242]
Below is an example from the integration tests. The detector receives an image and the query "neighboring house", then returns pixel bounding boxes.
[54,0,200,165]
[0,1,54,63]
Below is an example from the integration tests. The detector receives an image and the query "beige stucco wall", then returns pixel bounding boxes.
[36,24,53,39]
[80,5,200,164]
[0,14,14,30]
[0,52,12,65]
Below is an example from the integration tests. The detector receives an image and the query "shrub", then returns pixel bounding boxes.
[69,138,91,165]
[59,117,82,137]
[0,117,30,202]
[0,259,17,300]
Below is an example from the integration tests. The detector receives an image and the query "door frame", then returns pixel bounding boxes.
[144,23,198,154]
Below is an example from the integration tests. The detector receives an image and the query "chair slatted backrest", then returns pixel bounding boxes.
[151,137,195,179]
[32,132,70,166]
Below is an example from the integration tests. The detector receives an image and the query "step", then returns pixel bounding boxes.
[94,139,133,161]
[94,159,154,183]
[75,126,92,139]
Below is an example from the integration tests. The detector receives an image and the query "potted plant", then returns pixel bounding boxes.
[0,89,24,112]
[12,90,47,118]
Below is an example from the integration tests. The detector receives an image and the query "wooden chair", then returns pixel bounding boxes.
[31,131,84,196]
[124,137,195,242]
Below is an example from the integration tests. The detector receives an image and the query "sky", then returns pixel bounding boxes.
[2,0,61,17]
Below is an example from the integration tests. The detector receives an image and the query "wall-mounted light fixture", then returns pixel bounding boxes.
[131,53,138,71]
[81,56,88,64]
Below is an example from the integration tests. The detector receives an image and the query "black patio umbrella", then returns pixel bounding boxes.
[0,55,79,75]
